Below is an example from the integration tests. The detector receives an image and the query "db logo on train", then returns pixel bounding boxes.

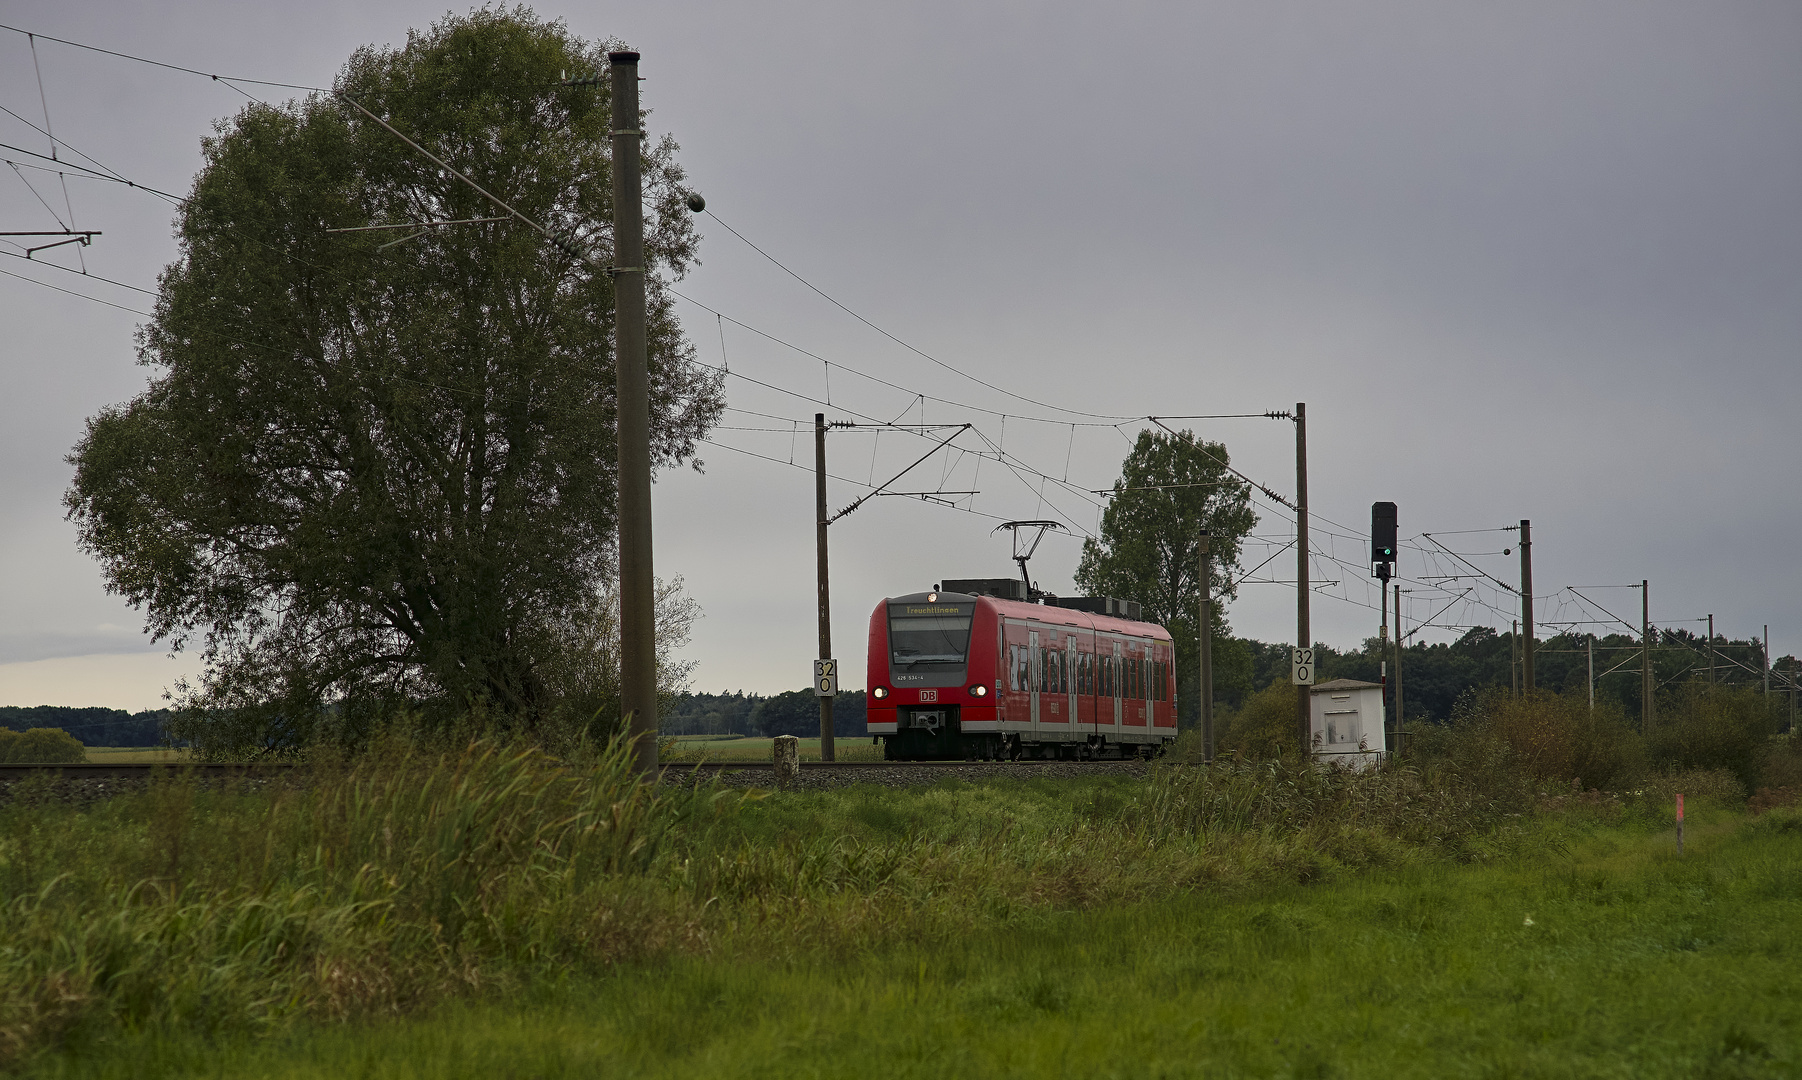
[919,689,938,703]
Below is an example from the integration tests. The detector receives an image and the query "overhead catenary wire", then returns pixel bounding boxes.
[701,208,1138,424]
[0,22,325,93]
[0,25,1287,551]
[10,24,1737,645]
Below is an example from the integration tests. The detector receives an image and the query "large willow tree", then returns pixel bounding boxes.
[65,10,722,753]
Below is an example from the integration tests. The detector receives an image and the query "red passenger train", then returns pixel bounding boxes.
[865,586,1178,760]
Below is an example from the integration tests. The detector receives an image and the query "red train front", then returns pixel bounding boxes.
[865,585,1178,760]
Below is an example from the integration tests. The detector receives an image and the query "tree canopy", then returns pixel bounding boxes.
[1075,428,1258,723]
[64,10,722,753]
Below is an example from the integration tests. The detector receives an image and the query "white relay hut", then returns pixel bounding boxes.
[1309,678,1386,769]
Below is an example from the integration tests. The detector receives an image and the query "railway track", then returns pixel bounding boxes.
[0,758,1149,780]
[0,761,304,780]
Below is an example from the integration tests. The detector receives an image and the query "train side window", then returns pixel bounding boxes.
[1007,645,1018,691]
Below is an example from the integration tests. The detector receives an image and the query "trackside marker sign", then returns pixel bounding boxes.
[1291,647,1315,685]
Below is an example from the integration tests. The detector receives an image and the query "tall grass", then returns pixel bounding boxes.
[0,739,709,1065]
[62,806,1799,1080]
[0,727,1738,1071]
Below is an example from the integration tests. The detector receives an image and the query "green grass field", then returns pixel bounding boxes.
[29,806,1800,1079]
[6,737,1798,1078]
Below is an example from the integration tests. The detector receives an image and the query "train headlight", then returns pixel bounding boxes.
[872,686,889,699]
[969,684,988,697]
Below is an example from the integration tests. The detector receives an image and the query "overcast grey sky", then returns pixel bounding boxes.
[1,1,1797,709]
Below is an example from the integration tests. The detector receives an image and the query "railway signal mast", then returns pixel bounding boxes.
[1371,501,1397,752]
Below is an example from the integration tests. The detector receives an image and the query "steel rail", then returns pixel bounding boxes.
[0,762,302,779]
[0,759,1156,779]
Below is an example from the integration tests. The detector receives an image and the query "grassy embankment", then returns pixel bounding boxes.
[3,736,1797,1077]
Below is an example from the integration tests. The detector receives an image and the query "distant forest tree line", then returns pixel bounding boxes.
[658,625,1795,741]
[8,625,1791,747]
[1228,626,1795,730]
[0,707,171,747]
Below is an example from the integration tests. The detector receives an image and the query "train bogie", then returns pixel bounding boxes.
[866,590,1178,761]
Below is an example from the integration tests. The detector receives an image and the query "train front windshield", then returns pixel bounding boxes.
[888,602,975,674]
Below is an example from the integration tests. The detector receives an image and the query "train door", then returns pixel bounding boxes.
[1059,641,1073,735]
[1076,632,1095,734]
[1004,619,1029,735]
[1138,638,1152,728]
[1158,641,1174,730]
[1028,628,1041,737]
[1111,639,1124,729]
[1127,639,1145,729]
